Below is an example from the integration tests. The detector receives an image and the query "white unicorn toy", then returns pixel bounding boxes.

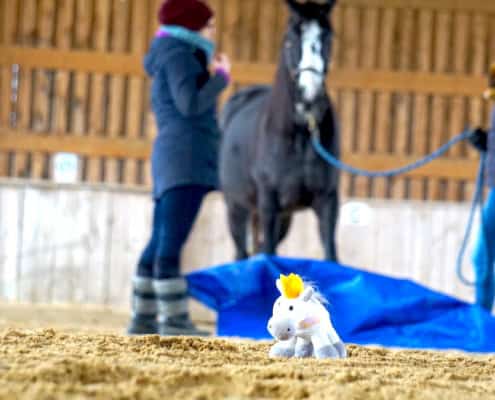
[267,273,347,359]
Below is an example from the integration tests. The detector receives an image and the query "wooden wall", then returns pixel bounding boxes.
[0,181,478,310]
[0,0,494,201]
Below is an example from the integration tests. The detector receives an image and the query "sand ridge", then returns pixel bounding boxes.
[1,327,494,400]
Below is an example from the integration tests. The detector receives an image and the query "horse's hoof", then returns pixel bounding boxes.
[314,344,341,359]
[295,342,313,358]
[269,343,295,358]
[334,341,347,358]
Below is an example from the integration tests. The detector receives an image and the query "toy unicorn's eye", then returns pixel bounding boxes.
[289,306,294,311]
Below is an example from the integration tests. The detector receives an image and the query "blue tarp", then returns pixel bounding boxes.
[187,255,495,353]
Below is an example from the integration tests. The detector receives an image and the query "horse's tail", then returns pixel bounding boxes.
[219,85,271,132]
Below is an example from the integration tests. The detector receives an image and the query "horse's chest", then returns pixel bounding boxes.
[276,150,327,207]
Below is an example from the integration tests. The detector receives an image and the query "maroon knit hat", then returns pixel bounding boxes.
[158,0,214,32]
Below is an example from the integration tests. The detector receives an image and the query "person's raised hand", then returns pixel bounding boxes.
[212,53,232,74]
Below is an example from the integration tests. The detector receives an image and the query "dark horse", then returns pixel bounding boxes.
[219,0,340,261]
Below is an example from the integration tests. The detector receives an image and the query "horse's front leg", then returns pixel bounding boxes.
[313,190,339,262]
[226,201,250,260]
[269,337,297,358]
[311,332,344,359]
[258,189,279,255]
[295,337,314,358]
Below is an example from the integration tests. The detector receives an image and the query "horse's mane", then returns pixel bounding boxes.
[303,281,329,305]
[264,52,295,137]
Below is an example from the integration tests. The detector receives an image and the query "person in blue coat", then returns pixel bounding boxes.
[470,63,495,311]
[128,0,231,336]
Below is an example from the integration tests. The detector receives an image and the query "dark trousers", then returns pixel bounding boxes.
[137,185,210,280]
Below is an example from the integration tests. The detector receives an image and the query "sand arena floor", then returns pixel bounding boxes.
[0,303,494,400]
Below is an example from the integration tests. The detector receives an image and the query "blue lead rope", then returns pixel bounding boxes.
[456,152,488,287]
[310,129,474,178]
[308,116,487,288]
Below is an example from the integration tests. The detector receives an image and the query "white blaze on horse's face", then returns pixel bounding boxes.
[298,21,325,103]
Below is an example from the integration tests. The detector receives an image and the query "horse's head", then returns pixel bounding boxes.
[267,274,323,341]
[284,0,336,106]
[286,0,336,18]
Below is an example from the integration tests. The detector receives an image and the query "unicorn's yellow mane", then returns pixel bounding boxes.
[279,273,304,299]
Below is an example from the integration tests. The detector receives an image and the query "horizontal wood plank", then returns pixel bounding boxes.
[213,0,495,12]
[344,153,480,181]
[342,0,495,12]
[0,46,144,75]
[0,47,487,96]
[0,129,481,180]
[0,129,150,159]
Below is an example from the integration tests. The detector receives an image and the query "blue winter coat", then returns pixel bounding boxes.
[144,36,228,199]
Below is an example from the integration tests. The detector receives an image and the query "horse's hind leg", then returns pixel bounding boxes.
[258,190,279,255]
[314,191,339,262]
[226,202,250,260]
[277,214,292,245]
[252,211,288,255]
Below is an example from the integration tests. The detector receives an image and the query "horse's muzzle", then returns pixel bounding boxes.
[267,316,297,341]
